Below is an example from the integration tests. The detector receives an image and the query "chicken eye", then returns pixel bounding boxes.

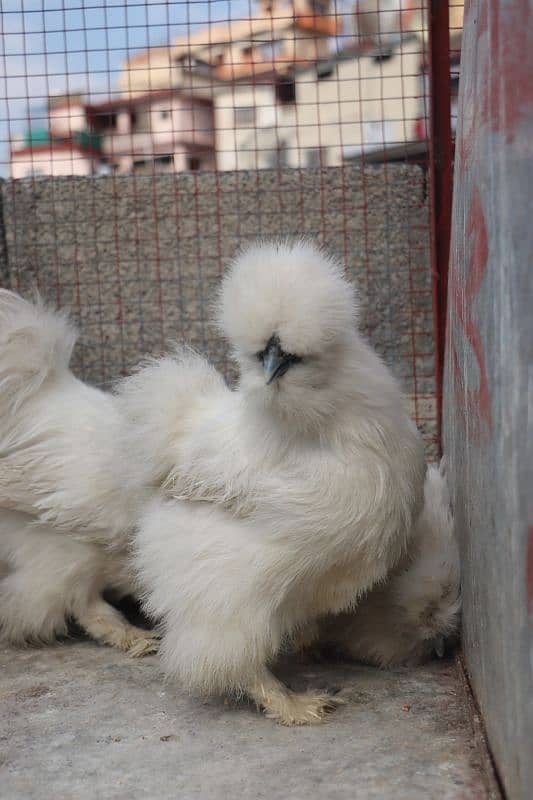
[287,354,303,366]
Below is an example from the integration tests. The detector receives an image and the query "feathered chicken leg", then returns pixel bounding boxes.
[76,596,159,658]
[248,667,340,726]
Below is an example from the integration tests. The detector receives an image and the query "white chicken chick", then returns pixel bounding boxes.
[0,291,157,654]
[121,240,427,725]
[315,462,461,667]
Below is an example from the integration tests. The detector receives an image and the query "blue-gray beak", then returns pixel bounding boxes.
[258,335,303,384]
[263,340,290,385]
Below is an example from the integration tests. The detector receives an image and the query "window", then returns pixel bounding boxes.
[311,0,329,13]
[93,112,117,131]
[234,106,255,127]
[133,158,148,172]
[241,46,253,59]
[160,110,171,120]
[274,77,296,105]
[362,120,396,150]
[186,155,201,171]
[96,161,113,175]
[133,155,174,174]
[306,147,327,167]
[256,40,284,61]
[176,54,211,73]
[316,61,335,80]
[266,142,288,169]
[373,49,394,63]
[154,154,174,171]
[129,111,137,128]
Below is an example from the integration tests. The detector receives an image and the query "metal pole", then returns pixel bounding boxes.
[428,0,453,444]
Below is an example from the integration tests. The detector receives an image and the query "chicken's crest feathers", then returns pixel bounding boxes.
[215,239,359,357]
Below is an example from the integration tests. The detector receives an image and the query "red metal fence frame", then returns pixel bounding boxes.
[428,0,454,443]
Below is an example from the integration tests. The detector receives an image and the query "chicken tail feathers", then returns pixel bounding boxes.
[0,290,77,415]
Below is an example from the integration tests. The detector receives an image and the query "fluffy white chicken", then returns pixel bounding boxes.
[0,241,447,725]
[312,462,461,667]
[120,240,427,724]
[0,291,157,654]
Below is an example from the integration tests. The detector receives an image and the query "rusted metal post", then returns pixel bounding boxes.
[443,1,533,797]
[428,0,453,442]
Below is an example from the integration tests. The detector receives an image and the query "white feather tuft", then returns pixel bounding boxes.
[0,290,77,415]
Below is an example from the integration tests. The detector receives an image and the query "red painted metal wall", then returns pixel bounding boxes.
[443,2,533,797]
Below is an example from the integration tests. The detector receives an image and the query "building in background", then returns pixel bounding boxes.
[88,90,215,174]
[214,37,425,170]
[10,95,102,178]
[119,1,340,97]
[10,1,338,177]
[354,0,464,52]
[10,89,215,178]
[9,1,462,178]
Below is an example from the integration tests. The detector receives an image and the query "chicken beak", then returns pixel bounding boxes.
[263,341,288,385]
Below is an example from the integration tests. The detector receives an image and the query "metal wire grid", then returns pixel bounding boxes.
[0,2,460,458]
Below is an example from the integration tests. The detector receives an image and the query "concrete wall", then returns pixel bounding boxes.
[0,165,437,458]
[443,1,533,798]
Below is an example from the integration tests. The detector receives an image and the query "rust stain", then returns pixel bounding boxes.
[450,0,533,439]
[472,0,533,143]
[449,188,492,440]
[482,0,533,140]
[458,0,533,176]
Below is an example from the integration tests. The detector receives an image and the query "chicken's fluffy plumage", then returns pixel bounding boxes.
[0,241,460,724]
[0,290,157,654]
[0,290,139,541]
[121,240,427,722]
[316,462,460,667]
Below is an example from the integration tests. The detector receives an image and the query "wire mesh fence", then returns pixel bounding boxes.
[0,1,462,458]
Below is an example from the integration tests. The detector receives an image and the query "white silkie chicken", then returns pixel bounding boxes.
[119,240,427,724]
[313,462,461,667]
[0,242,459,726]
[0,291,157,654]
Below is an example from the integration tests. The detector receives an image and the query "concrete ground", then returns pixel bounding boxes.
[1,643,497,800]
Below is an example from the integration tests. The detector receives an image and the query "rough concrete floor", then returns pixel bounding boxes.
[1,643,495,800]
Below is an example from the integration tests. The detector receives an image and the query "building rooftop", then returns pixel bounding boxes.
[126,9,341,68]
[87,88,213,116]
